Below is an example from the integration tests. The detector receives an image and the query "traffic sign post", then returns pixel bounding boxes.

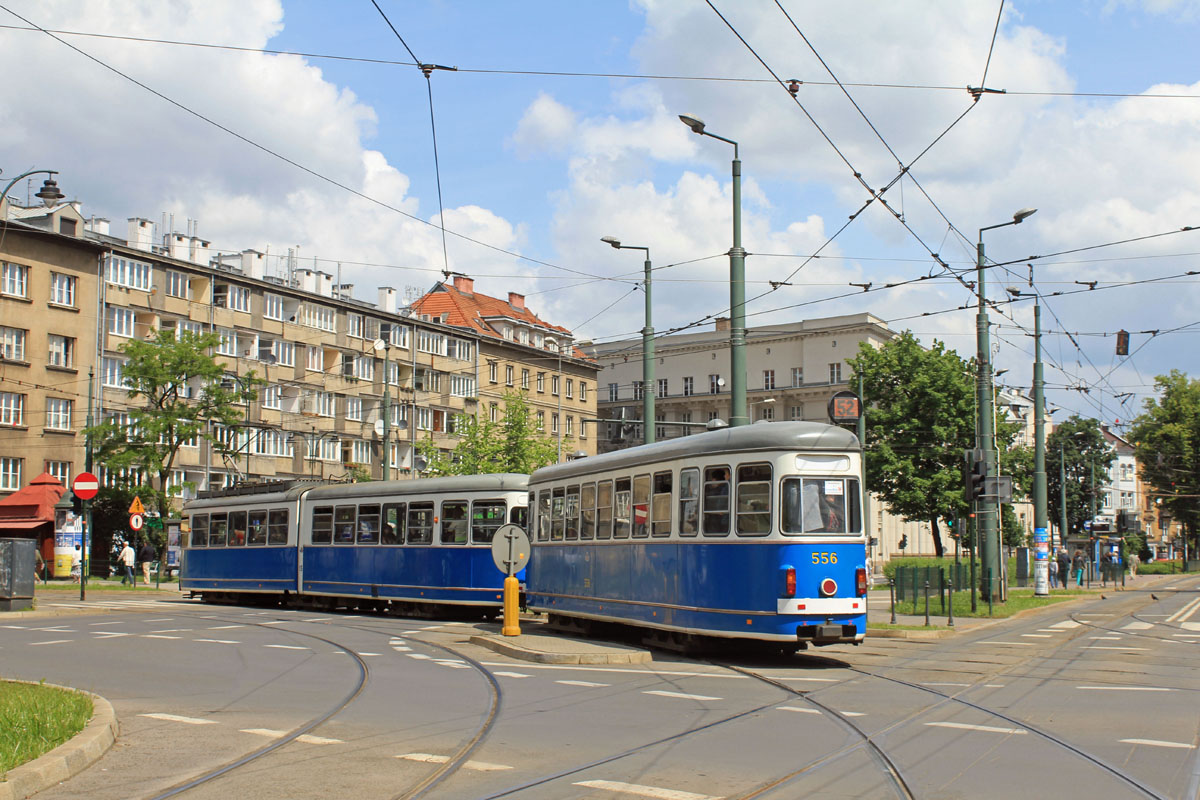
[129,514,145,532]
[491,524,531,637]
[71,472,99,601]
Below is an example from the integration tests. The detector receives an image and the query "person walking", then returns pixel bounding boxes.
[1129,551,1139,578]
[138,539,156,584]
[118,540,135,585]
[1056,548,1070,591]
[1047,553,1058,588]
[1072,548,1085,587]
[35,548,47,584]
[70,545,82,583]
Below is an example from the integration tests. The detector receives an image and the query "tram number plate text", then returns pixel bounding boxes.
[811,552,838,565]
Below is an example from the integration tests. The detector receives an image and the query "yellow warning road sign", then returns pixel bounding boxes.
[129,496,146,515]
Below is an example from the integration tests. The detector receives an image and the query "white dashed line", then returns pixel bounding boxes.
[92,631,133,638]
[923,682,970,687]
[89,621,124,626]
[1121,622,1153,630]
[1077,686,1173,692]
[493,671,531,678]
[359,652,382,657]
[1036,629,1066,633]
[264,644,308,650]
[30,640,72,646]
[142,713,216,725]
[395,753,512,771]
[1021,634,1052,638]
[839,711,866,717]
[142,635,181,640]
[1083,646,1149,651]
[573,779,721,800]
[776,676,839,683]
[557,680,610,687]
[241,729,343,744]
[1120,738,1196,750]
[1089,636,1123,641]
[1051,620,1081,629]
[207,625,245,630]
[392,646,412,652]
[194,638,240,644]
[926,721,1027,735]
[777,706,821,714]
[406,653,432,660]
[978,641,1034,646]
[257,621,287,625]
[644,690,721,701]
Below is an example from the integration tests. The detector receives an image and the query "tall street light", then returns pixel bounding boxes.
[1008,273,1049,596]
[601,237,655,444]
[374,328,391,481]
[1,169,65,209]
[679,113,747,427]
[977,206,1036,602]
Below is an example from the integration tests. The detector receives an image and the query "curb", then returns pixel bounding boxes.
[0,685,117,800]
[468,634,652,664]
[867,627,957,639]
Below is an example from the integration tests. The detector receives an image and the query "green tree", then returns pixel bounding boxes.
[1129,370,1200,558]
[850,332,1022,558]
[1046,416,1116,541]
[417,391,561,476]
[86,329,262,515]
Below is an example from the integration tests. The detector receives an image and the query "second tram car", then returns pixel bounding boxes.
[525,422,867,649]
[182,474,528,614]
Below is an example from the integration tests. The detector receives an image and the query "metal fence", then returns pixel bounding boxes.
[894,563,970,613]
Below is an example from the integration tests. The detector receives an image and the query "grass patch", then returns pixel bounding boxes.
[886,586,1084,619]
[0,681,92,775]
[867,622,949,631]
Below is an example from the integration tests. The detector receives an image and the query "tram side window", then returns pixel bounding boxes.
[632,475,650,537]
[614,477,632,539]
[780,478,861,534]
[247,510,268,546]
[381,503,405,544]
[190,515,209,547]
[471,501,506,544]
[736,463,772,536]
[652,471,672,537]
[537,491,551,542]
[565,486,580,540]
[510,505,528,529]
[228,511,247,546]
[678,469,699,537]
[311,506,333,544]
[580,483,596,540]
[551,488,565,541]
[209,514,228,547]
[408,502,435,544]
[441,500,469,544]
[702,466,731,536]
[268,509,289,545]
[358,504,381,544]
[334,506,356,544]
[596,480,613,539]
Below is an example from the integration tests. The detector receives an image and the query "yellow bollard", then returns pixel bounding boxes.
[502,574,521,636]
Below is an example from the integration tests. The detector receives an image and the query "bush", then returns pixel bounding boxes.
[1138,561,1181,575]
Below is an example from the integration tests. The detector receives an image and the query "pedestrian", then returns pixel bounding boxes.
[138,539,156,584]
[1129,551,1139,578]
[70,545,82,583]
[1047,554,1058,588]
[118,540,135,585]
[1072,548,1085,587]
[1056,548,1070,591]
[35,548,47,584]
[1099,550,1111,587]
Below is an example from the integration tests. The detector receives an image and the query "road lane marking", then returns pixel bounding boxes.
[395,753,512,771]
[644,690,721,701]
[1077,686,1173,692]
[30,640,72,646]
[146,618,174,622]
[776,676,839,683]
[264,644,308,650]
[392,646,412,652]
[1183,622,1200,631]
[89,621,124,626]
[1021,634,1052,638]
[1079,613,1114,617]
[1051,621,1081,629]
[978,641,1034,646]
[983,684,1005,688]
[1089,636,1122,641]
[558,680,610,687]
[1172,634,1200,638]
[142,713,216,725]
[1121,738,1196,750]
[241,729,343,744]
[30,626,74,632]
[207,625,245,630]
[1167,598,1200,623]
[840,711,866,717]
[1036,629,1066,633]
[778,706,821,714]
[93,631,133,638]
[926,721,1027,735]
[923,682,970,687]
[492,671,531,678]
[142,635,181,639]
[257,621,287,625]
[194,638,240,644]
[1083,646,1149,651]
[151,629,191,633]
[573,780,721,799]
[1121,622,1153,630]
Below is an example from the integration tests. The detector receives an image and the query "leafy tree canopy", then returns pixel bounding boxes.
[417,391,561,476]
[1129,370,1200,554]
[1045,415,1116,539]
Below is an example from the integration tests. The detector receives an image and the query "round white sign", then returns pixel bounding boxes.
[490,524,531,576]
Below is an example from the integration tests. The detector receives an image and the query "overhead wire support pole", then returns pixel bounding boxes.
[601,238,654,444]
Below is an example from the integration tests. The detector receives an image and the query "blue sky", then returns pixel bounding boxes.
[2,0,1198,428]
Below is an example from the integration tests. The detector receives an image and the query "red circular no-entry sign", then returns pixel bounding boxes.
[72,472,99,501]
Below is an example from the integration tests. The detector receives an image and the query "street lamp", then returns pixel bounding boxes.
[976,206,1036,603]
[679,113,747,428]
[556,338,592,462]
[601,236,655,444]
[749,397,776,422]
[374,328,392,481]
[1,169,65,209]
[1008,277,1049,596]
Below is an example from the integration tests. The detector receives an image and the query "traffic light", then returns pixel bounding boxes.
[1116,329,1129,356]
[963,448,986,502]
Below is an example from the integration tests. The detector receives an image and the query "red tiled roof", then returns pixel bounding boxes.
[0,472,66,532]
[410,279,571,340]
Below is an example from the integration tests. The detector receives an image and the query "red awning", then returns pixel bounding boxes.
[0,519,49,531]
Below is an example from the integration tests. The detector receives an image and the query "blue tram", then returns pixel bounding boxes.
[525,422,867,649]
[181,475,528,614]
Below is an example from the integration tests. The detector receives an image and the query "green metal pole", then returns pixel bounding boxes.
[729,150,747,428]
[643,254,655,444]
[382,343,390,481]
[976,234,998,602]
[858,373,870,562]
[1060,444,1069,548]
[1033,302,1049,596]
[82,367,93,602]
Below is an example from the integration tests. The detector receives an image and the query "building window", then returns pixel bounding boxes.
[683,376,694,396]
[262,385,281,410]
[537,410,545,430]
[551,413,559,434]
[216,328,238,357]
[0,326,26,361]
[567,378,575,399]
[608,383,618,402]
[790,405,804,420]
[537,372,545,393]
[552,375,561,396]
[0,457,21,490]
[654,378,666,398]
[760,405,775,421]
[505,365,514,387]
[48,335,75,368]
[353,355,375,381]
[521,369,530,390]
[102,357,127,388]
[347,314,364,339]
[46,397,72,430]
[828,362,842,383]
[708,410,720,421]
[448,338,472,361]
[566,416,574,436]
[580,382,588,401]
[345,396,362,420]
[274,341,294,367]
[632,381,644,401]
[50,273,76,307]
[301,303,336,332]
[489,403,499,422]
[108,307,136,337]
[763,369,775,390]
[307,346,323,372]
[0,392,24,426]
[792,367,803,386]
[221,285,251,315]
[417,330,447,355]
[317,392,336,417]
[46,461,71,485]
[2,262,28,297]
[264,293,285,321]
[166,270,191,299]
[489,362,498,383]
[451,375,476,398]
[106,256,152,290]
[709,374,721,394]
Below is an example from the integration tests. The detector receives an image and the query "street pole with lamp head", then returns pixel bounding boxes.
[374,330,391,481]
[679,114,747,428]
[976,207,1036,602]
[1,169,65,210]
[602,237,655,444]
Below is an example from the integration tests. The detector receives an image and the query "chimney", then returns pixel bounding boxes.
[168,232,189,261]
[87,217,110,236]
[190,237,211,266]
[296,269,318,294]
[241,250,265,280]
[316,272,333,297]
[126,218,154,252]
[452,275,474,295]
[714,317,731,332]
[508,292,525,311]
[378,286,398,314]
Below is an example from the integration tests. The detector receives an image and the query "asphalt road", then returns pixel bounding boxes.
[3,577,1199,800]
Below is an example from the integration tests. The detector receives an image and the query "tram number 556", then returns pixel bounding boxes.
[811,552,838,564]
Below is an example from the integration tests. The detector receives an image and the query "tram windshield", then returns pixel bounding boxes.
[781,477,861,535]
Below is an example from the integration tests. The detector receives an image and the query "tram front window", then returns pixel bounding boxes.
[781,477,861,534]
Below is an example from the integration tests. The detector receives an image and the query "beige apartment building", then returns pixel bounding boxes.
[1,197,596,506]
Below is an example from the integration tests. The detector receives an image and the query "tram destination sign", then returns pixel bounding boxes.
[827,391,862,425]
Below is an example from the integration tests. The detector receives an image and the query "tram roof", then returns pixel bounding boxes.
[304,473,528,502]
[532,421,860,484]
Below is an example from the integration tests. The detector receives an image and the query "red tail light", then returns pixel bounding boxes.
[784,567,796,597]
[855,568,867,597]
